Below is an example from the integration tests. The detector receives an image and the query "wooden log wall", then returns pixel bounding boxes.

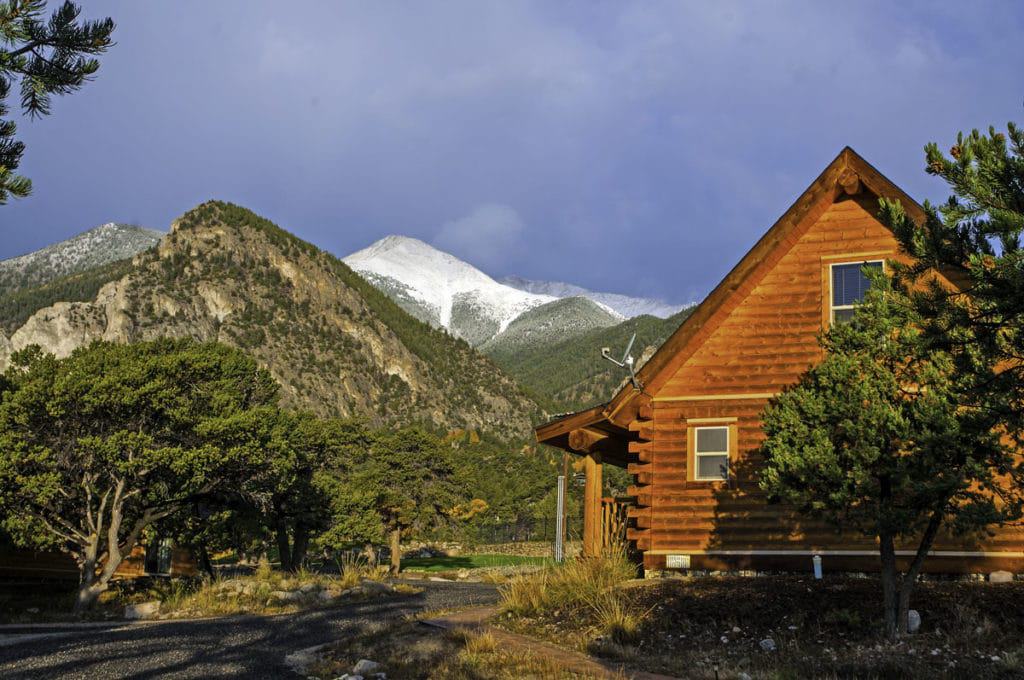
[638,193,1024,574]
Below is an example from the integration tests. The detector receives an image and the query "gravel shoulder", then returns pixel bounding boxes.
[0,581,498,679]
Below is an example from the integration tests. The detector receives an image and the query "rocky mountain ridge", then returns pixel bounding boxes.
[0,203,540,437]
[0,223,162,296]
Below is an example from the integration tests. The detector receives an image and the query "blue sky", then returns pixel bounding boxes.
[2,1,1022,304]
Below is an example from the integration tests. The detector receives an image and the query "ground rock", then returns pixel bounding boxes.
[990,570,1013,583]
[907,609,921,634]
[353,659,382,675]
[125,601,162,620]
[271,590,304,603]
[759,638,776,652]
[299,583,320,593]
[360,580,393,594]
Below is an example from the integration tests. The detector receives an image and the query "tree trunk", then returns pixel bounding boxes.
[197,542,215,579]
[879,529,899,641]
[74,580,108,613]
[292,524,310,572]
[897,509,945,636]
[389,528,401,576]
[275,522,293,573]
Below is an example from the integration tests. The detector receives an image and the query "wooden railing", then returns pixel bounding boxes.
[601,496,632,553]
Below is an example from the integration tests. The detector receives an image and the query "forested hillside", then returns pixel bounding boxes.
[0,257,136,334]
[492,306,694,412]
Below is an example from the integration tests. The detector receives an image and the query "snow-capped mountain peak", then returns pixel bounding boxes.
[343,236,561,341]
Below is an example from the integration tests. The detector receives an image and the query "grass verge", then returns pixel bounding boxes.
[401,554,552,572]
[308,618,609,679]
[499,569,1024,680]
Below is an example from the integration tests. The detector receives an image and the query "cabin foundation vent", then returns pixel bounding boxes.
[666,554,691,569]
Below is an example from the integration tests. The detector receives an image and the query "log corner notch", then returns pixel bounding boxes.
[625,413,654,553]
[838,168,862,196]
[568,428,608,454]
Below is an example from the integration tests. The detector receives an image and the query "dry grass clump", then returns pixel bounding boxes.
[159,557,396,618]
[499,549,642,646]
[499,550,637,618]
[309,619,606,679]
[585,591,646,644]
[337,553,390,588]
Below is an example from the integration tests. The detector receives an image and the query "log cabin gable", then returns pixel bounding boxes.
[602,147,926,428]
[657,191,903,399]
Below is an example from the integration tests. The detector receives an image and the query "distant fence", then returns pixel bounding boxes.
[471,514,583,545]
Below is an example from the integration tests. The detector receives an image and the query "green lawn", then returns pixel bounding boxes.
[400,554,551,572]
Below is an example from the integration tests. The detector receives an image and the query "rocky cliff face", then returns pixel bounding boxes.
[0,202,539,438]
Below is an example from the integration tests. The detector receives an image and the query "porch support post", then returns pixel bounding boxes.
[583,452,603,557]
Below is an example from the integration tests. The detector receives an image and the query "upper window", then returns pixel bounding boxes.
[694,426,729,481]
[830,261,883,323]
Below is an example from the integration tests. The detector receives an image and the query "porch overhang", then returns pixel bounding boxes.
[535,403,636,468]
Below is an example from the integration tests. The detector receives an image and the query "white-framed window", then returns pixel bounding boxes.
[694,426,729,481]
[829,260,884,323]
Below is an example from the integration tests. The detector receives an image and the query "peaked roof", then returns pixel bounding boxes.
[537,146,926,445]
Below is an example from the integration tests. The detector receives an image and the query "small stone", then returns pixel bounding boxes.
[124,601,161,620]
[353,659,382,675]
[991,656,1001,662]
[299,583,320,593]
[907,609,921,634]
[26,607,39,614]
[738,673,752,680]
[720,635,729,644]
[270,590,303,603]
[732,626,741,633]
[760,638,776,652]
[989,570,1013,583]
[361,580,392,594]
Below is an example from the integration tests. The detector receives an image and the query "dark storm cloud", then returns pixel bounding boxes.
[2,1,1022,303]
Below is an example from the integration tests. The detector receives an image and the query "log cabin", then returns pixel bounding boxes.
[537,147,1024,577]
[0,535,196,581]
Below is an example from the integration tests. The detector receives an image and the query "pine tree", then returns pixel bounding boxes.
[759,275,1023,640]
[0,1,115,203]
[879,123,1024,455]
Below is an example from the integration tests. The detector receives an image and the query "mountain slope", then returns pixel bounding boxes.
[500,275,687,319]
[491,306,695,412]
[343,236,563,346]
[481,296,622,362]
[0,257,136,335]
[0,223,162,296]
[0,202,540,437]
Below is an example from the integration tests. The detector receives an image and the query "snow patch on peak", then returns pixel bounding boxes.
[343,235,556,336]
[500,276,688,319]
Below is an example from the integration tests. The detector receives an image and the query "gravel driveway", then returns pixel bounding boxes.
[0,581,498,679]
